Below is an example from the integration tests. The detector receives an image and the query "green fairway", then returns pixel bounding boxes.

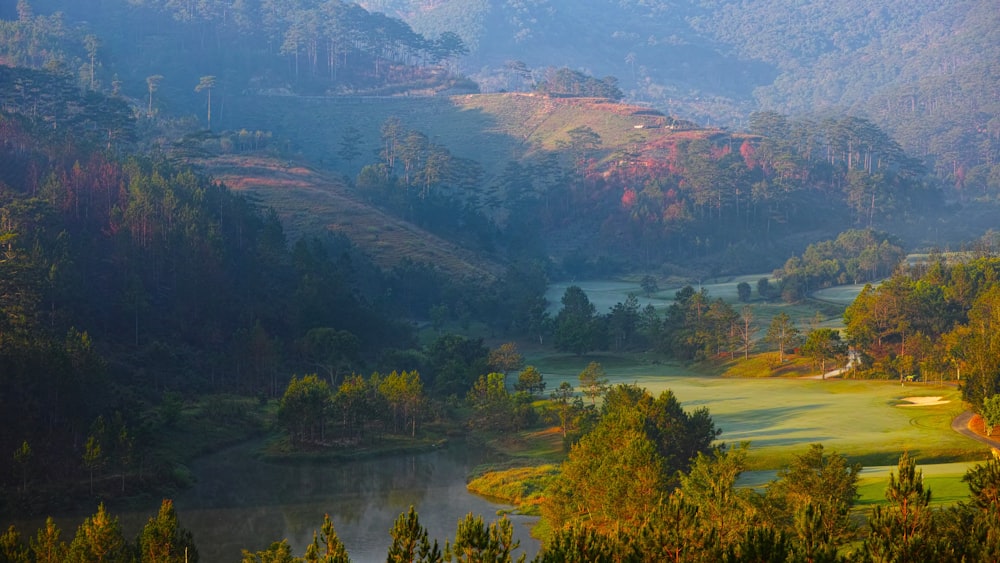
[855,461,978,507]
[528,353,990,471]
[811,283,869,306]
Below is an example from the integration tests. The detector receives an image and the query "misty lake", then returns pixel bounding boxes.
[16,442,540,563]
[171,440,540,562]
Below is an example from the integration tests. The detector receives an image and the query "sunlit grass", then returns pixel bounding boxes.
[525,351,988,471]
[855,461,977,507]
[466,464,560,515]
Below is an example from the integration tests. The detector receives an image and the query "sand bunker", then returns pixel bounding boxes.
[898,396,950,407]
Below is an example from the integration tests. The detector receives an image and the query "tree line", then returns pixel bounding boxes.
[470,111,938,274]
[844,254,1000,408]
[771,229,906,302]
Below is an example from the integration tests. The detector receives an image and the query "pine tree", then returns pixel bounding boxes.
[30,518,68,563]
[67,503,131,563]
[137,499,198,563]
[863,453,938,562]
[444,514,523,563]
[387,506,441,563]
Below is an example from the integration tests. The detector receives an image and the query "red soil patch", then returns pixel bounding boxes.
[968,413,1000,439]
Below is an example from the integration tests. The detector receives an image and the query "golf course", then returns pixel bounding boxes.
[532,276,993,506]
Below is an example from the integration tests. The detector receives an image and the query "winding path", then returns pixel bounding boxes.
[951,411,1000,450]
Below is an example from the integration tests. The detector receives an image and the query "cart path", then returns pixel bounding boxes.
[952,411,1000,450]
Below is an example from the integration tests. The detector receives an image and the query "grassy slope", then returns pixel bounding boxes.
[198,154,504,280]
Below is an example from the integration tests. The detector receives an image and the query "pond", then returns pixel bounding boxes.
[171,440,540,562]
[11,442,540,563]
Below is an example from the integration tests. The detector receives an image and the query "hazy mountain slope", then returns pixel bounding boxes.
[199,154,505,280]
[357,0,999,177]
[221,92,681,180]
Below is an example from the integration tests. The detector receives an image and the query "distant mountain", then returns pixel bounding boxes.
[358,0,999,181]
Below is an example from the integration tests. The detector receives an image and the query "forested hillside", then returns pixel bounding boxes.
[361,0,1000,188]
[1,0,995,279]
[0,67,426,504]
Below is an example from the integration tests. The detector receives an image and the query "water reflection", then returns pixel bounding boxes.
[173,441,540,562]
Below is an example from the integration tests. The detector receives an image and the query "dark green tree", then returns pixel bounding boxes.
[444,514,523,563]
[278,374,332,444]
[863,453,937,562]
[641,275,659,297]
[578,361,608,404]
[765,444,860,546]
[802,329,847,378]
[387,506,441,563]
[337,126,363,168]
[736,282,752,303]
[554,286,597,356]
[514,366,545,395]
[678,444,758,550]
[12,440,31,493]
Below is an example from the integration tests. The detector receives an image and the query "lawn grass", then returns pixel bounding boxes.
[719,353,815,378]
[855,461,977,507]
[526,351,989,471]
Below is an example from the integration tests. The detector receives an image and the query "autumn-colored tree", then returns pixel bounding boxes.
[488,342,524,382]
